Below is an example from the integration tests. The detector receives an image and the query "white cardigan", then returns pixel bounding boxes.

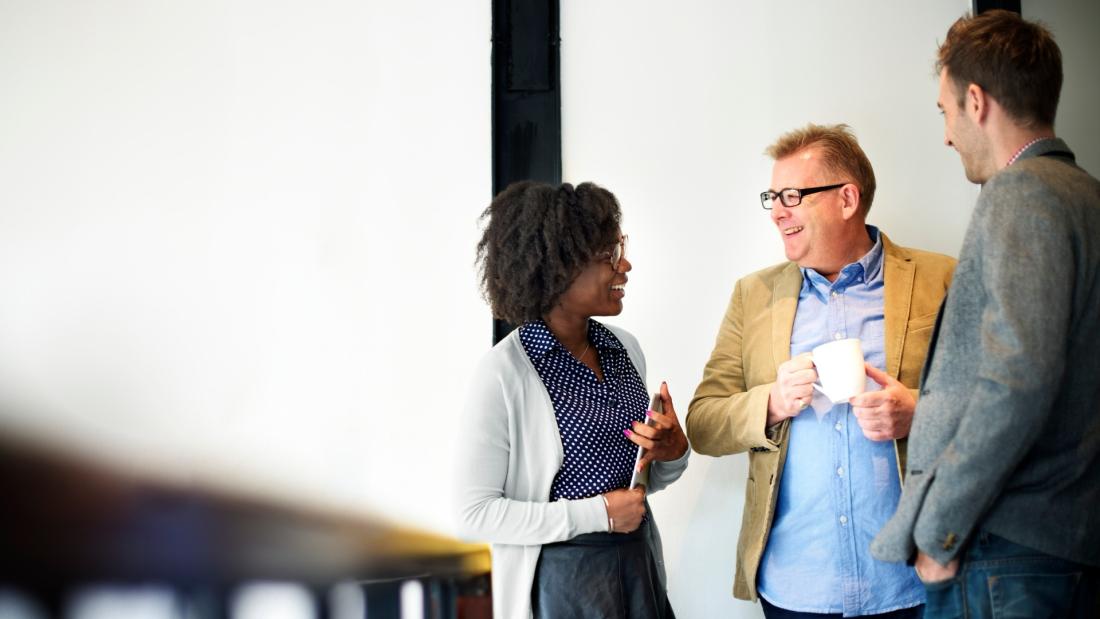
[455,323,689,619]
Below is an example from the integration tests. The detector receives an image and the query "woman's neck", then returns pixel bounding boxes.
[543,312,590,354]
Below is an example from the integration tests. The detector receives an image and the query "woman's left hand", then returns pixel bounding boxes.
[627,381,689,472]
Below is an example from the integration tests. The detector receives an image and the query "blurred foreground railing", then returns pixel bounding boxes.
[0,435,491,619]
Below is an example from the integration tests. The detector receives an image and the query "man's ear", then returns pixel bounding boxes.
[966,83,989,125]
[840,183,862,221]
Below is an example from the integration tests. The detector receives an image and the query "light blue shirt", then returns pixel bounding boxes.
[757,227,923,616]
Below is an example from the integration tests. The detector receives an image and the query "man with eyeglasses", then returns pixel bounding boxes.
[687,123,956,618]
[872,11,1100,618]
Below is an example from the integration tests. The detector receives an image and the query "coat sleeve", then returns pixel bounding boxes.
[454,354,609,545]
[647,446,690,494]
[912,174,1073,564]
[686,279,778,456]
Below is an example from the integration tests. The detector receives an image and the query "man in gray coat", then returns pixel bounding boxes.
[871,10,1100,618]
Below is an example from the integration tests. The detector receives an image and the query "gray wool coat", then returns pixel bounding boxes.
[872,138,1100,568]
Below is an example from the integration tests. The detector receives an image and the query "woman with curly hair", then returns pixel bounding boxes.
[456,181,689,618]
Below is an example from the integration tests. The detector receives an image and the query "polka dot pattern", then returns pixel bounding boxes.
[519,319,649,501]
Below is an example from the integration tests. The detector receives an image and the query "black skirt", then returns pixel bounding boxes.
[532,521,676,619]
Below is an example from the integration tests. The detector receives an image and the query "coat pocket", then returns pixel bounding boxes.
[900,313,940,382]
[906,311,940,333]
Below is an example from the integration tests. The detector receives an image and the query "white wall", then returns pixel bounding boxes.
[0,0,490,532]
[562,1,1097,617]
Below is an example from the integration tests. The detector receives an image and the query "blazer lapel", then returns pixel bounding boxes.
[882,234,914,379]
[919,294,948,388]
[880,233,919,486]
[771,263,803,367]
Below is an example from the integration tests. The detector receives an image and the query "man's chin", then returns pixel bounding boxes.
[964,168,988,184]
[960,155,990,184]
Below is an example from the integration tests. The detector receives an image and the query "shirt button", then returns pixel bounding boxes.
[834,332,843,340]
[839,515,848,525]
[834,423,843,431]
[831,291,838,298]
[836,467,844,476]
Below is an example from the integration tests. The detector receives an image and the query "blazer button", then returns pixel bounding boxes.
[942,532,957,551]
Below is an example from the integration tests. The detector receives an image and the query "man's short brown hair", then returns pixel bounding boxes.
[765,123,876,217]
[937,10,1062,128]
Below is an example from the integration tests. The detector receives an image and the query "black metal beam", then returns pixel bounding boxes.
[490,0,561,345]
[974,0,1021,14]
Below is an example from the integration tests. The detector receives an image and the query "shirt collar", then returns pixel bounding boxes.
[1006,136,1058,167]
[800,225,884,293]
[520,319,623,360]
[588,320,625,352]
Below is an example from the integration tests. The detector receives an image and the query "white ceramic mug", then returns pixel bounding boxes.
[810,338,866,403]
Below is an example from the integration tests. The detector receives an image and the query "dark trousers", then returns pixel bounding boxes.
[760,598,923,619]
[922,529,1099,619]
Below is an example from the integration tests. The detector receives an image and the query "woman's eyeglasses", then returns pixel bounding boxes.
[596,235,628,272]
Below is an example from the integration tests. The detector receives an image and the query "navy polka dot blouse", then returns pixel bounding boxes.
[519,319,650,501]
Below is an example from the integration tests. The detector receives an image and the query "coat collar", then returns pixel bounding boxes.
[1013,137,1074,164]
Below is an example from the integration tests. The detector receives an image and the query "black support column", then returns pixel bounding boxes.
[490,0,562,345]
[974,0,1021,14]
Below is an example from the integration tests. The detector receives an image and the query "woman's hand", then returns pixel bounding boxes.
[602,487,646,533]
[627,381,689,473]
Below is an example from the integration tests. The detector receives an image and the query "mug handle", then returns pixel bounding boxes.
[812,381,834,401]
[808,353,830,401]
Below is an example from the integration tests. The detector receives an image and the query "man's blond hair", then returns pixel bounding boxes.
[765,123,876,217]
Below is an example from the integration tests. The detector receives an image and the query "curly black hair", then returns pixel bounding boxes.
[476,181,622,325]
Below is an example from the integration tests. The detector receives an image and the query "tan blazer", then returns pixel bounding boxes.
[686,232,955,602]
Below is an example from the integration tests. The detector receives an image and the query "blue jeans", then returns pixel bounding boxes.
[922,530,1099,618]
[760,598,923,618]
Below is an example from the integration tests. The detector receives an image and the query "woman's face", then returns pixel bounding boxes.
[554,234,632,320]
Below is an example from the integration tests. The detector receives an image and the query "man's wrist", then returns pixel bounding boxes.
[915,551,959,583]
[765,385,784,427]
[765,405,787,428]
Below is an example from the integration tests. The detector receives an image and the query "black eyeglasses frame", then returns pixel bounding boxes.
[760,183,848,210]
